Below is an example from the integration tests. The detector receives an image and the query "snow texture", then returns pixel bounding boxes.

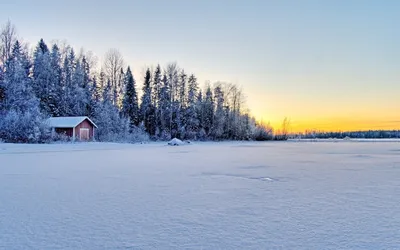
[46,116,98,128]
[1,140,400,249]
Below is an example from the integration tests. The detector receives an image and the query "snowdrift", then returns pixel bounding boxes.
[167,138,191,146]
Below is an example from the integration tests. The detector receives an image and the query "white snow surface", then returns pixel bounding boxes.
[46,116,98,128]
[1,141,400,249]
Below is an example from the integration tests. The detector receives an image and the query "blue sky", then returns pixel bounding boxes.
[2,0,399,131]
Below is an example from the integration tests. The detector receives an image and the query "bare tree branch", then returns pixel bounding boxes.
[0,20,18,66]
[103,48,124,107]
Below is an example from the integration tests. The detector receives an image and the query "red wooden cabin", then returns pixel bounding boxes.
[47,116,98,141]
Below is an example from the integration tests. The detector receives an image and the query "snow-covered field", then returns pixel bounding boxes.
[1,141,400,249]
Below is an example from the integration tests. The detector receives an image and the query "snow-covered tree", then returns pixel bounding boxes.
[0,41,49,143]
[185,74,199,139]
[70,60,88,115]
[252,120,274,141]
[173,69,187,138]
[103,79,112,103]
[0,20,17,67]
[81,56,94,117]
[213,84,225,139]
[88,75,100,118]
[152,64,162,136]
[165,63,180,138]
[98,70,106,101]
[2,41,36,113]
[158,73,172,140]
[49,44,63,116]
[178,70,187,107]
[0,64,5,108]
[166,63,179,102]
[122,66,139,127]
[202,85,214,137]
[116,67,125,109]
[140,68,155,135]
[103,49,124,108]
[196,90,206,140]
[33,39,59,116]
[61,47,76,116]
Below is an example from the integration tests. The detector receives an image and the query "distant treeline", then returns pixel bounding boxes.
[294,130,400,139]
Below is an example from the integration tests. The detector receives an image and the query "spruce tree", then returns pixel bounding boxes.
[185,74,199,139]
[70,60,86,115]
[98,71,106,101]
[122,66,139,127]
[152,64,162,136]
[159,73,171,139]
[61,48,75,115]
[33,39,58,116]
[203,85,214,137]
[178,70,187,107]
[103,79,112,102]
[175,69,187,138]
[213,85,225,139]
[81,56,92,116]
[3,41,37,113]
[140,68,155,135]
[196,90,205,139]
[89,75,100,118]
[50,44,62,116]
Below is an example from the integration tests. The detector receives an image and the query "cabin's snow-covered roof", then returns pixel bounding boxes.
[46,116,98,128]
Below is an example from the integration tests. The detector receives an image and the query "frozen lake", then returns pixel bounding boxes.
[1,141,400,249]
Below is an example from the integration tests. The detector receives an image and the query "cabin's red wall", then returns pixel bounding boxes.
[74,119,94,140]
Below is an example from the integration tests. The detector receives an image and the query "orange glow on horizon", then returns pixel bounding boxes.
[257,116,400,133]
[245,73,400,134]
[250,91,400,134]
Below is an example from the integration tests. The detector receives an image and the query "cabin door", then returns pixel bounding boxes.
[80,128,90,140]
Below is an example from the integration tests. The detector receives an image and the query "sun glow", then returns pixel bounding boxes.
[262,116,400,133]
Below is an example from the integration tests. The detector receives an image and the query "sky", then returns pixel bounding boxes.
[1,0,399,132]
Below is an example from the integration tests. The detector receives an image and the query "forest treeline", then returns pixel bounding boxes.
[0,21,276,143]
